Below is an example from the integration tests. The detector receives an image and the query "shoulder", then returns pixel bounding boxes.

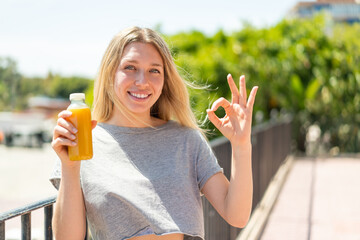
[166,120,203,138]
[91,123,118,144]
[165,121,209,149]
[93,124,112,136]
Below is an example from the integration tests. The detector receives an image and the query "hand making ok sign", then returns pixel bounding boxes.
[207,74,258,147]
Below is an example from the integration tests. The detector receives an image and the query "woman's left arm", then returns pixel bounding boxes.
[203,74,258,228]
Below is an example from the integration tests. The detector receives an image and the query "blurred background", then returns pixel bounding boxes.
[1,0,359,153]
[0,0,359,239]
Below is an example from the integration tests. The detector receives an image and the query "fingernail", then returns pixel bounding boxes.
[73,128,78,133]
[71,142,77,146]
[70,135,76,140]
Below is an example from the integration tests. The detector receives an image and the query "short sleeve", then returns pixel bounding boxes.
[49,157,62,190]
[195,132,223,192]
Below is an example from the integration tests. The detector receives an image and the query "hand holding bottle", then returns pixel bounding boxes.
[52,93,97,168]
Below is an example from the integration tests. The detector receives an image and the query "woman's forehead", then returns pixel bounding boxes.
[121,42,163,63]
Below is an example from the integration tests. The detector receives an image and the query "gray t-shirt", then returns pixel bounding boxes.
[50,120,223,240]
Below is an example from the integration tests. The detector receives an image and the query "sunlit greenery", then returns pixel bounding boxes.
[0,60,93,110]
[1,14,359,152]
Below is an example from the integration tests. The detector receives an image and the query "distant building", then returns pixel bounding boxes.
[289,0,360,23]
[0,97,70,147]
[28,96,70,117]
[0,111,48,147]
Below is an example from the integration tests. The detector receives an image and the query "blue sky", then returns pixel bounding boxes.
[0,0,309,78]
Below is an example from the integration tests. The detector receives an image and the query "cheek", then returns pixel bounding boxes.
[114,73,128,93]
[113,79,121,97]
[155,77,165,92]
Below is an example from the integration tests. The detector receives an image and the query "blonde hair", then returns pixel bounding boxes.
[92,26,202,132]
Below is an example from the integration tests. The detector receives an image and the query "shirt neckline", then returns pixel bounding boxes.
[97,120,175,134]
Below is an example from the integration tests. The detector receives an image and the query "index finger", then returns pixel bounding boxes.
[58,110,72,118]
[209,97,231,112]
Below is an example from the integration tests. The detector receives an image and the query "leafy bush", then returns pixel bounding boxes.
[166,14,360,152]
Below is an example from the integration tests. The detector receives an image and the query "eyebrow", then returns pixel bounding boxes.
[122,59,163,67]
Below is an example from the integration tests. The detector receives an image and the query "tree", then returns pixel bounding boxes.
[166,14,360,152]
[48,75,93,99]
[0,57,22,110]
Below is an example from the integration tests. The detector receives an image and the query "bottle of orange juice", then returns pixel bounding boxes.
[67,93,93,161]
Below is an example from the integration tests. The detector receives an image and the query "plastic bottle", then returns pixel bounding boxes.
[67,93,93,161]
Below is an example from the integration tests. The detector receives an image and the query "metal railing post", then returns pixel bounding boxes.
[0,221,5,240]
[21,213,31,240]
[44,205,53,240]
[0,196,56,240]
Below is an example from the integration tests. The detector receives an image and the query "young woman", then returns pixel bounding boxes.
[50,26,258,240]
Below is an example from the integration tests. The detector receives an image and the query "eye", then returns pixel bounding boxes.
[150,68,161,74]
[124,65,136,70]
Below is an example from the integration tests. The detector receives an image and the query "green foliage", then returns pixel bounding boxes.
[0,58,22,110]
[166,14,360,152]
[47,74,92,99]
[85,81,94,108]
[0,61,93,110]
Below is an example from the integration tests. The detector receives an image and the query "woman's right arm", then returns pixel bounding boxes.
[51,110,86,240]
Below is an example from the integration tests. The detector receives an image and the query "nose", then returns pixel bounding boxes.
[135,70,148,86]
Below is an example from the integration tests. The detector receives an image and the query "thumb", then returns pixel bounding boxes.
[91,120,97,130]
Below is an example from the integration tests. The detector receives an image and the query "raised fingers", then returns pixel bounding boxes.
[246,86,259,109]
[227,74,240,104]
[239,75,247,107]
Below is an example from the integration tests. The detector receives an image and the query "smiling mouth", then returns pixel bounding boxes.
[128,92,151,99]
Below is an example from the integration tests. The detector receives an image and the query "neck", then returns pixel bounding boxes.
[105,108,164,128]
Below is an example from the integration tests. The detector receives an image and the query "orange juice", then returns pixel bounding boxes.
[67,93,93,161]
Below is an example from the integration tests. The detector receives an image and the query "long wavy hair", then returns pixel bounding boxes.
[92,26,201,132]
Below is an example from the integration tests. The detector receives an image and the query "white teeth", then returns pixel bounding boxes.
[129,92,149,99]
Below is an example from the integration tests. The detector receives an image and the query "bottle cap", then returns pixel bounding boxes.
[69,93,85,101]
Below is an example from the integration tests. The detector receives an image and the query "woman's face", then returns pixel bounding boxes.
[114,42,164,117]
